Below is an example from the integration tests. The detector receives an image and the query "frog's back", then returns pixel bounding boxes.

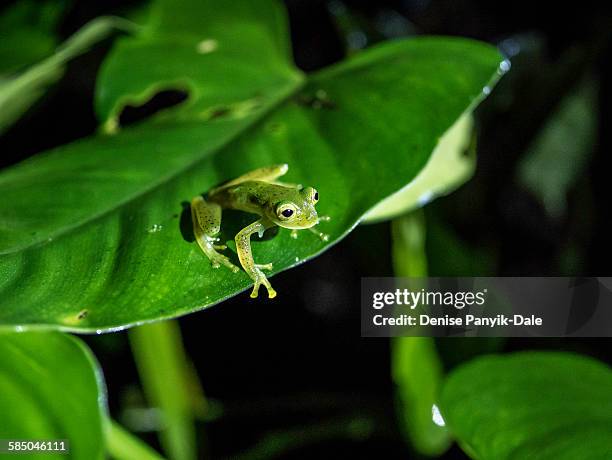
[208,181,297,215]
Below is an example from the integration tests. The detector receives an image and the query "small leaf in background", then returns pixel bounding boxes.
[440,352,612,460]
[517,77,598,219]
[0,16,136,134]
[0,0,504,331]
[0,331,107,459]
[0,0,65,74]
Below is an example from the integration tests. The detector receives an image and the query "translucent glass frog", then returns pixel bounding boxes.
[191,164,329,299]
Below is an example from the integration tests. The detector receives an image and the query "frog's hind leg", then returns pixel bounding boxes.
[209,164,289,195]
[235,219,277,299]
[191,196,239,273]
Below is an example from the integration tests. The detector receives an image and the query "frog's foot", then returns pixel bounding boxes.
[209,237,227,251]
[207,248,239,273]
[318,215,331,222]
[308,227,329,242]
[290,229,299,239]
[250,273,277,299]
[255,263,273,271]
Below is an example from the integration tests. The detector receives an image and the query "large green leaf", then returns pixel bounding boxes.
[440,352,612,459]
[0,331,106,459]
[363,111,476,223]
[0,0,505,331]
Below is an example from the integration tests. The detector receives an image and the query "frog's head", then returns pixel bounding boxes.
[267,186,320,229]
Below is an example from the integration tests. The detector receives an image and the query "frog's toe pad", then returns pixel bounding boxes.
[256,263,273,271]
[249,285,262,298]
[250,276,276,299]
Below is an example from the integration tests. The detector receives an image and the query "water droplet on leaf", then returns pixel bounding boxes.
[196,39,218,54]
[147,224,163,233]
[499,59,511,74]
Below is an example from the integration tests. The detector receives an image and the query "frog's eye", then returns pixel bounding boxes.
[276,203,297,220]
[302,186,319,204]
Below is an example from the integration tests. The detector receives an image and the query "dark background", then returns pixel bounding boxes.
[2,0,612,458]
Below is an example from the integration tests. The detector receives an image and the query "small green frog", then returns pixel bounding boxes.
[191,164,329,299]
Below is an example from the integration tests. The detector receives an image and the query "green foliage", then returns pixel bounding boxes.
[517,77,597,219]
[392,336,450,456]
[0,331,106,459]
[0,16,136,134]
[129,321,200,460]
[6,4,602,460]
[391,212,450,456]
[0,0,65,74]
[440,352,612,459]
[106,421,166,460]
[0,0,504,331]
[95,0,294,129]
[364,112,476,223]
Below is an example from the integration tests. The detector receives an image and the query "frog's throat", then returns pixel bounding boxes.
[277,220,319,230]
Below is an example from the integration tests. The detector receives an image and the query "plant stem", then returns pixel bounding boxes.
[390,211,450,456]
[106,420,166,460]
[129,320,204,460]
[230,415,376,460]
[391,210,428,277]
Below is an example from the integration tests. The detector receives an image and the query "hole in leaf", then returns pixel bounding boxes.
[119,89,189,126]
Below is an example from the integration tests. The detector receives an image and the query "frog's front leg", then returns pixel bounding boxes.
[290,216,331,241]
[235,218,277,299]
[191,196,239,273]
